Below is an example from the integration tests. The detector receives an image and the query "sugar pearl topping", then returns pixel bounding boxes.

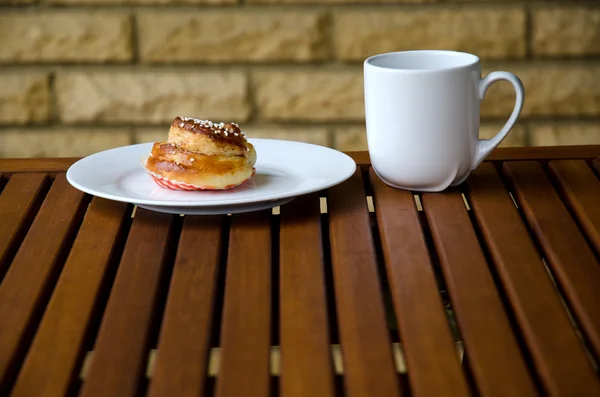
[176,116,246,141]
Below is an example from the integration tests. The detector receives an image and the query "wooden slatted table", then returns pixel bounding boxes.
[0,145,599,397]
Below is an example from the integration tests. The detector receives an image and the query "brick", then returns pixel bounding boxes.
[0,129,131,158]
[248,0,429,3]
[533,7,600,57]
[138,11,327,63]
[333,9,526,61]
[56,71,250,124]
[479,122,527,147]
[333,123,526,152]
[333,126,367,151]
[481,66,600,117]
[0,0,34,5]
[0,73,50,125]
[0,13,132,63]
[243,126,330,146]
[530,123,600,146]
[51,0,232,4]
[254,70,363,121]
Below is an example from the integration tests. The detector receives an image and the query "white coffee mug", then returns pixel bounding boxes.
[364,50,524,192]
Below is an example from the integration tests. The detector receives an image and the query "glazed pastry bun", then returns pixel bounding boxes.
[145,116,257,190]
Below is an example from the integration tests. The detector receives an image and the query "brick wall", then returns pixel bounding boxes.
[1,1,599,158]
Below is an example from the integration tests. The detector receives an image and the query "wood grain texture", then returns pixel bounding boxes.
[216,211,271,397]
[346,152,371,167]
[1,146,599,173]
[279,194,335,397]
[0,158,78,173]
[148,216,224,397]
[342,146,600,167]
[503,161,600,359]
[11,198,129,397]
[549,160,600,257]
[0,173,47,277]
[467,164,600,396]
[422,190,537,397]
[79,209,174,397]
[369,169,471,397]
[486,145,600,161]
[328,169,401,397]
[0,174,85,392]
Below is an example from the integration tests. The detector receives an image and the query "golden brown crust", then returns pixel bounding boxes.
[169,116,247,155]
[146,142,255,188]
[145,116,257,189]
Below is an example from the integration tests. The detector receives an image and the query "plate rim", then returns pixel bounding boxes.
[66,138,357,207]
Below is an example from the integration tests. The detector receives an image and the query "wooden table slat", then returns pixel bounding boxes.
[422,190,538,397]
[10,198,130,397]
[0,173,48,278]
[467,164,600,396]
[148,216,224,397]
[279,194,336,397]
[79,209,174,397]
[486,146,600,161]
[328,169,401,397]
[369,169,471,397]
[548,160,600,257]
[503,161,600,358]
[0,174,86,393]
[0,148,599,397]
[0,159,80,173]
[216,211,272,397]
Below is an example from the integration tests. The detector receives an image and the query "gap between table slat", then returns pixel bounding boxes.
[319,201,341,349]
[271,211,281,351]
[592,159,600,178]
[0,173,49,281]
[548,160,600,258]
[467,164,600,396]
[216,211,272,397]
[205,218,230,357]
[369,169,471,397]
[10,198,130,397]
[327,169,402,397]
[0,174,86,394]
[0,173,7,193]
[422,190,538,397]
[279,194,336,397]
[82,341,465,382]
[148,215,224,397]
[503,161,600,360]
[78,209,175,397]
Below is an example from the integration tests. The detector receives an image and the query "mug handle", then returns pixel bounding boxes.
[471,71,525,170]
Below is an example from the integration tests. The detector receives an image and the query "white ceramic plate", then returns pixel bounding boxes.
[66,139,356,214]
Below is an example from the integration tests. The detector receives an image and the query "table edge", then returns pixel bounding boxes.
[0,145,599,172]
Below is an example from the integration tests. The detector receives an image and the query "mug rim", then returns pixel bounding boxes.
[364,50,480,73]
